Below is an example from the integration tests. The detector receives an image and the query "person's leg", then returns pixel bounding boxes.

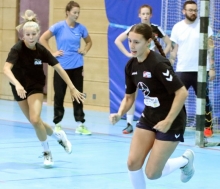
[191,72,213,137]
[25,93,47,141]
[147,141,194,182]
[204,89,213,137]
[145,139,182,178]
[18,93,53,166]
[204,77,213,137]
[127,128,155,189]
[67,67,91,135]
[145,131,195,183]
[123,90,138,134]
[53,70,67,127]
[177,72,196,127]
[175,72,192,90]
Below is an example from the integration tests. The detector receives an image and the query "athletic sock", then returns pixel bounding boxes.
[161,157,188,177]
[77,121,83,127]
[127,114,134,125]
[41,140,50,152]
[128,168,146,189]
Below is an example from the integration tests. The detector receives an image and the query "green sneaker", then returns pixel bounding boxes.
[75,125,92,135]
[55,123,62,132]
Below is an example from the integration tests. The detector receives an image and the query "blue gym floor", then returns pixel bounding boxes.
[0,99,219,189]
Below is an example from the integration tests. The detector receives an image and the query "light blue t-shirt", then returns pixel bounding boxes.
[50,21,88,69]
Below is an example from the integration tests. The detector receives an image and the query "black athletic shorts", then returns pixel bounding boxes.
[136,121,184,142]
[10,83,44,101]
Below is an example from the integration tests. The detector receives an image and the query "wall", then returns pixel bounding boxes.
[0,0,18,100]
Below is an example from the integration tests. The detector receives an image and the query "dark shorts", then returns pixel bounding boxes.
[136,122,184,142]
[10,83,44,101]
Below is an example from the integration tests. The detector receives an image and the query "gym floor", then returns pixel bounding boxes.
[0,99,219,189]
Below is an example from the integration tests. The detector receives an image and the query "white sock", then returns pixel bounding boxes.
[77,121,83,127]
[41,140,50,152]
[161,157,188,177]
[128,168,146,189]
[127,114,134,125]
[51,131,61,141]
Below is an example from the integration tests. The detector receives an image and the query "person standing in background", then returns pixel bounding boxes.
[114,4,171,134]
[169,1,215,137]
[40,1,92,135]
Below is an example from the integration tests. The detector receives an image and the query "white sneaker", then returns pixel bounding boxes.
[180,149,195,183]
[43,151,54,167]
[55,123,62,132]
[57,130,72,154]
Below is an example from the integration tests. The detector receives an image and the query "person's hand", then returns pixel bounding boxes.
[69,87,85,103]
[78,49,87,55]
[153,119,172,133]
[109,113,121,125]
[126,52,133,58]
[15,84,27,99]
[52,50,63,57]
[209,69,215,81]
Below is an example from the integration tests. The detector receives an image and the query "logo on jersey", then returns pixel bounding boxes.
[137,82,160,108]
[132,71,137,75]
[34,59,42,65]
[162,69,173,81]
[143,71,152,78]
[175,134,180,138]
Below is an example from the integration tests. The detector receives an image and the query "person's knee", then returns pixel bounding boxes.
[145,168,161,180]
[29,116,41,126]
[127,156,143,171]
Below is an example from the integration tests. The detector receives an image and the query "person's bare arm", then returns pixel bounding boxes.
[78,35,92,55]
[109,92,136,125]
[114,32,132,58]
[208,36,215,81]
[153,86,188,133]
[162,35,172,55]
[169,41,178,66]
[39,30,63,57]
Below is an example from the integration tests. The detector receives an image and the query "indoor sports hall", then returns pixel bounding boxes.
[0,0,219,189]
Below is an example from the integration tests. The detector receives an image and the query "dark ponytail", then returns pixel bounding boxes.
[152,33,166,57]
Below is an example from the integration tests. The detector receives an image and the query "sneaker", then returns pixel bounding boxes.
[55,123,62,132]
[180,149,195,183]
[57,130,72,154]
[43,151,54,167]
[122,123,133,134]
[204,127,213,138]
[75,125,92,135]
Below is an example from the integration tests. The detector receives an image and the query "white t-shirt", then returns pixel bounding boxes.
[170,18,213,72]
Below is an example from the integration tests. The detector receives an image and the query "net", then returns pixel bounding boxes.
[161,0,220,133]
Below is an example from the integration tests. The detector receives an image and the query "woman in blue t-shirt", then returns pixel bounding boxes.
[40,1,92,135]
